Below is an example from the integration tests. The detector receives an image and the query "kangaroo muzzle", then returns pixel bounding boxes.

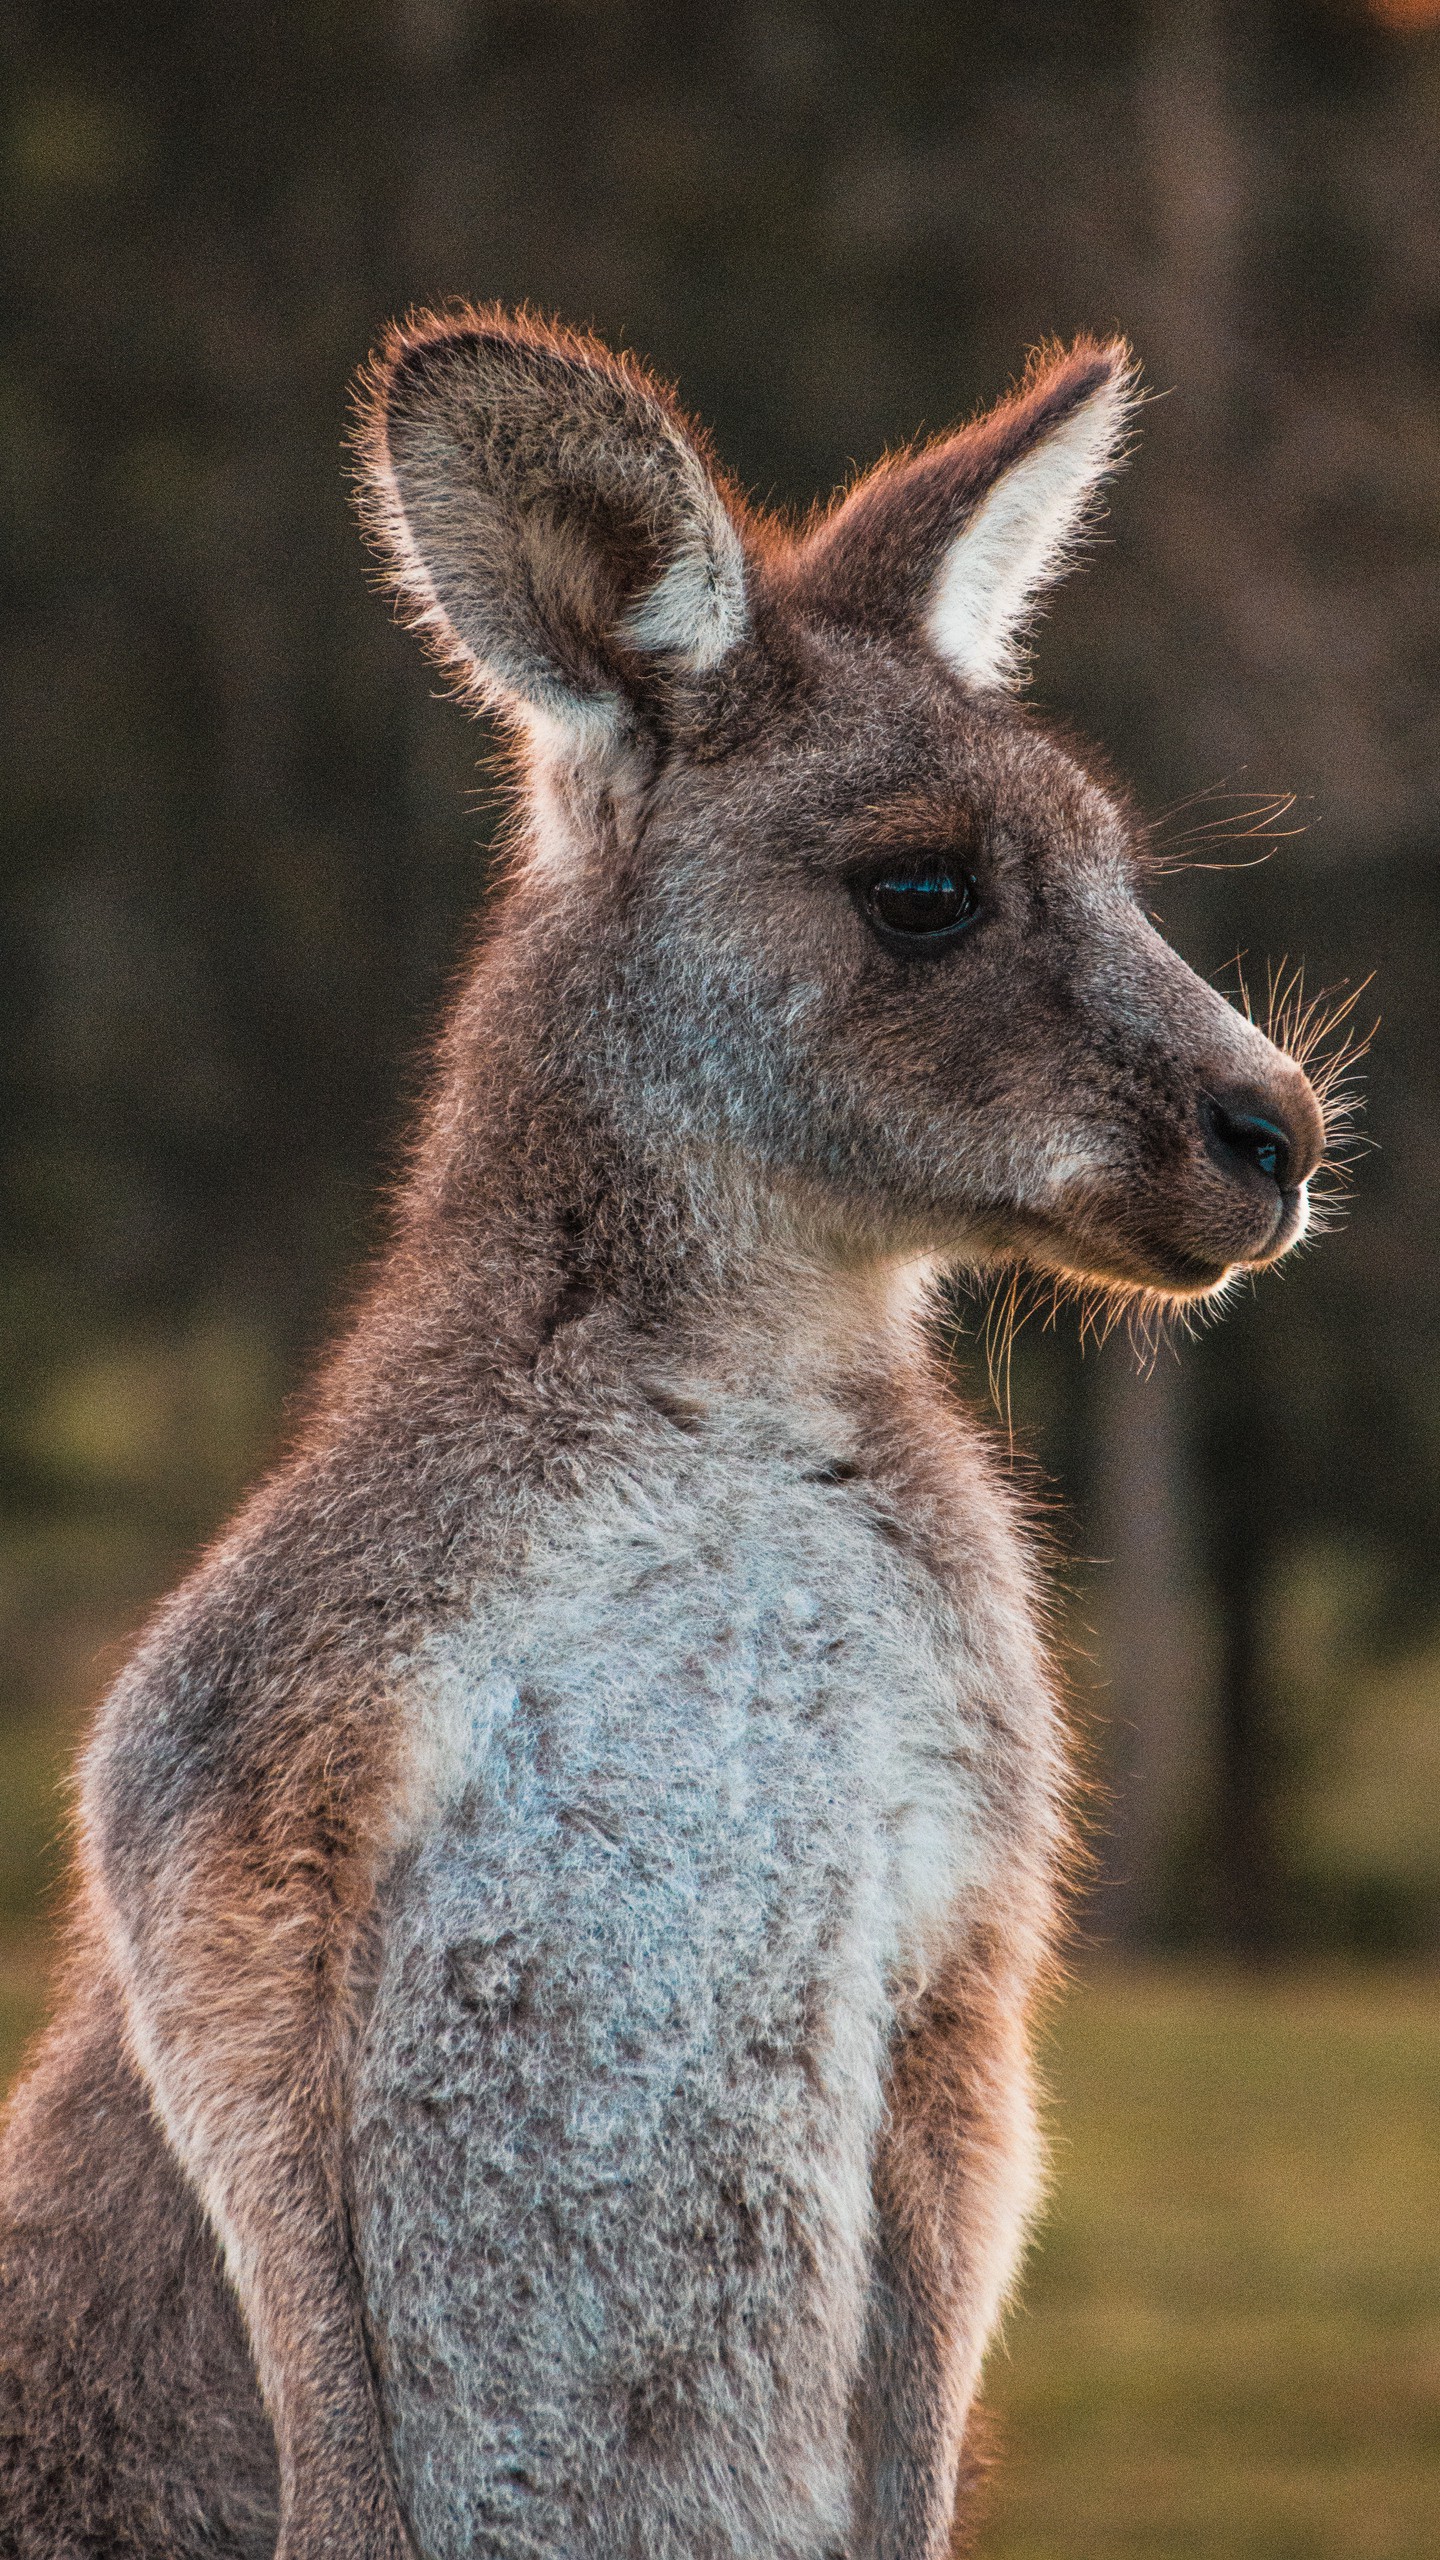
[1199,1064,1325,1264]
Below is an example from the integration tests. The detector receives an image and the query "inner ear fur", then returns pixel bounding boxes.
[783,337,1137,690]
[353,306,749,743]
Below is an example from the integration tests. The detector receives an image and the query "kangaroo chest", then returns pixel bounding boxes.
[349,1417,1026,2557]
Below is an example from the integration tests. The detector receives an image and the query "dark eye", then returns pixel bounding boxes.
[864,865,980,946]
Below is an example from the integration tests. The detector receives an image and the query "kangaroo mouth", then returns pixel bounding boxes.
[1252,1184,1310,1263]
[981,1171,1312,1304]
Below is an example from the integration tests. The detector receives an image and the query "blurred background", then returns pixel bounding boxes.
[3,2,1438,2551]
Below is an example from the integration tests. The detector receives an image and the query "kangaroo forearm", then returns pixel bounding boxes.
[100,1842,410,2553]
[852,2236,973,2560]
[854,2164,1020,2560]
[857,1972,1046,2558]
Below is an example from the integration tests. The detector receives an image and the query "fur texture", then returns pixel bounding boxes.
[0,310,1325,2560]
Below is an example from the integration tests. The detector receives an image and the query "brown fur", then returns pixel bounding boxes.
[0,309,1325,2559]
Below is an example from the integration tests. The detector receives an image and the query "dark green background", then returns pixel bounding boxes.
[6,0,1440,1949]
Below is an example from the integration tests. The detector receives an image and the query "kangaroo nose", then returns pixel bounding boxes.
[1201,1082,1322,1193]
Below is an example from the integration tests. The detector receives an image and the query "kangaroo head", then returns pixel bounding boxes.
[357,308,1324,1308]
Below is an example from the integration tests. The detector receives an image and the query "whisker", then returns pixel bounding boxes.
[1141,781,1308,880]
[1259,964,1375,1227]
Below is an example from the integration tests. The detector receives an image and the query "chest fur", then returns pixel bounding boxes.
[393,1420,1019,1994]
[348,1413,1050,2552]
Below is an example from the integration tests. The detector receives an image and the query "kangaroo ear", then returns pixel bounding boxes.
[354,308,749,755]
[788,339,1137,691]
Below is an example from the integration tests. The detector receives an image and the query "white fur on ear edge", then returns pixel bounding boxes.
[618,498,748,672]
[926,366,1135,690]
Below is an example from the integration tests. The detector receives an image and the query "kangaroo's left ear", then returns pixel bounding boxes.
[353,305,750,761]
[786,338,1138,690]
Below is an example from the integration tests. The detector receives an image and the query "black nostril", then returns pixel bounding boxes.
[1201,1094,1295,1190]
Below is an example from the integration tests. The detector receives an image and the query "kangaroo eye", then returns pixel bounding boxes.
[864,866,979,945]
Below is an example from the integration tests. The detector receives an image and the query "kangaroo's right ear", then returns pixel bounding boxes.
[354,307,749,758]
[785,338,1137,691]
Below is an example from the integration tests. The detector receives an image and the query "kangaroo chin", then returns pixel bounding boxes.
[0,308,1324,2560]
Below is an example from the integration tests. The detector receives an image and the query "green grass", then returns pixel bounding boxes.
[2,1950,1436,2554]
[984,1966,1440,2559]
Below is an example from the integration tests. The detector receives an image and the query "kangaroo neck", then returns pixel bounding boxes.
[386,1009,937,1410]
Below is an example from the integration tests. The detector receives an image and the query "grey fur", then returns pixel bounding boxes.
[0,310,1326,2560]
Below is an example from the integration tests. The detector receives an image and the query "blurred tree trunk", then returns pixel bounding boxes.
[1087,1352,1211,1945]
[1211,1448,1284,1954]
[1082,0,1242,1943]
[1086,0,1291,1950]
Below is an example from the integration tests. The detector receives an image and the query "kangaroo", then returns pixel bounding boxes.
[0,311,1325,2560]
